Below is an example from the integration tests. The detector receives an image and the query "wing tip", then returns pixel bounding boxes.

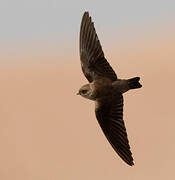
[122,151,135,166]
[123,153,135,166]
[82,11,89,19]
[81,11,91,26]
[127,160,134,166]
[84,11,89,15]
[119,152,135,166]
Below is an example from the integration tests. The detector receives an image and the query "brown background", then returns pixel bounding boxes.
[0,31,175,179]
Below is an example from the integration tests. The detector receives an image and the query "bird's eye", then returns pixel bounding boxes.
[81,90,88,94]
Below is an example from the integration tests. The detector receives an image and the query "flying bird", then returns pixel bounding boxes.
[77,12,142,166]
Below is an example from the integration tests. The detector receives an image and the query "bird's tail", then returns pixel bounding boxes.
[128,77,142,89]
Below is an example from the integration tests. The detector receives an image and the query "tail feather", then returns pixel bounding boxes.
[128,77,142,89]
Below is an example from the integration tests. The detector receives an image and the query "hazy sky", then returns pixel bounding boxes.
[0,1,175,180]
[1,0,175,61]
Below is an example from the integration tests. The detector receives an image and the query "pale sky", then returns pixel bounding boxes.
[0,0,175,46]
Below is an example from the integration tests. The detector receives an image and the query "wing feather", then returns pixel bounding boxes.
[95,95,134,166]
[79,12,117,82]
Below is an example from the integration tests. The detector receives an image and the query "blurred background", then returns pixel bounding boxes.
[0,0,175,179]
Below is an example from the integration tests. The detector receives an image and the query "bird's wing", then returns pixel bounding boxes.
[79,12,117,83]
[95,94,134,166]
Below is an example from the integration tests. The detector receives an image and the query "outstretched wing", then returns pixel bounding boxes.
[79,12,117,82]
[95,94,134,166]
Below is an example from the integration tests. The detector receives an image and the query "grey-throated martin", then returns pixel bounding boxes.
[77,12,142,166]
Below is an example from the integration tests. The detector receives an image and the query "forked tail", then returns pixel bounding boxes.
[128,77,142,89]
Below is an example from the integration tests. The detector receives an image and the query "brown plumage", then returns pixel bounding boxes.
[78,11,142,166]
[80,12,117,82]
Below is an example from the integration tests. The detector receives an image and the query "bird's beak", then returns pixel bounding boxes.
[76,92,80,95]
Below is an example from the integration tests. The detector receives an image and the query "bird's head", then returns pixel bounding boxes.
[77,84,95,100]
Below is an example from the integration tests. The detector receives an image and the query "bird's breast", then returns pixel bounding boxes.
[91,78,113,99]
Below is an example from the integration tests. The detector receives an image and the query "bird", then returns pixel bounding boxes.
[77,11,142,166]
